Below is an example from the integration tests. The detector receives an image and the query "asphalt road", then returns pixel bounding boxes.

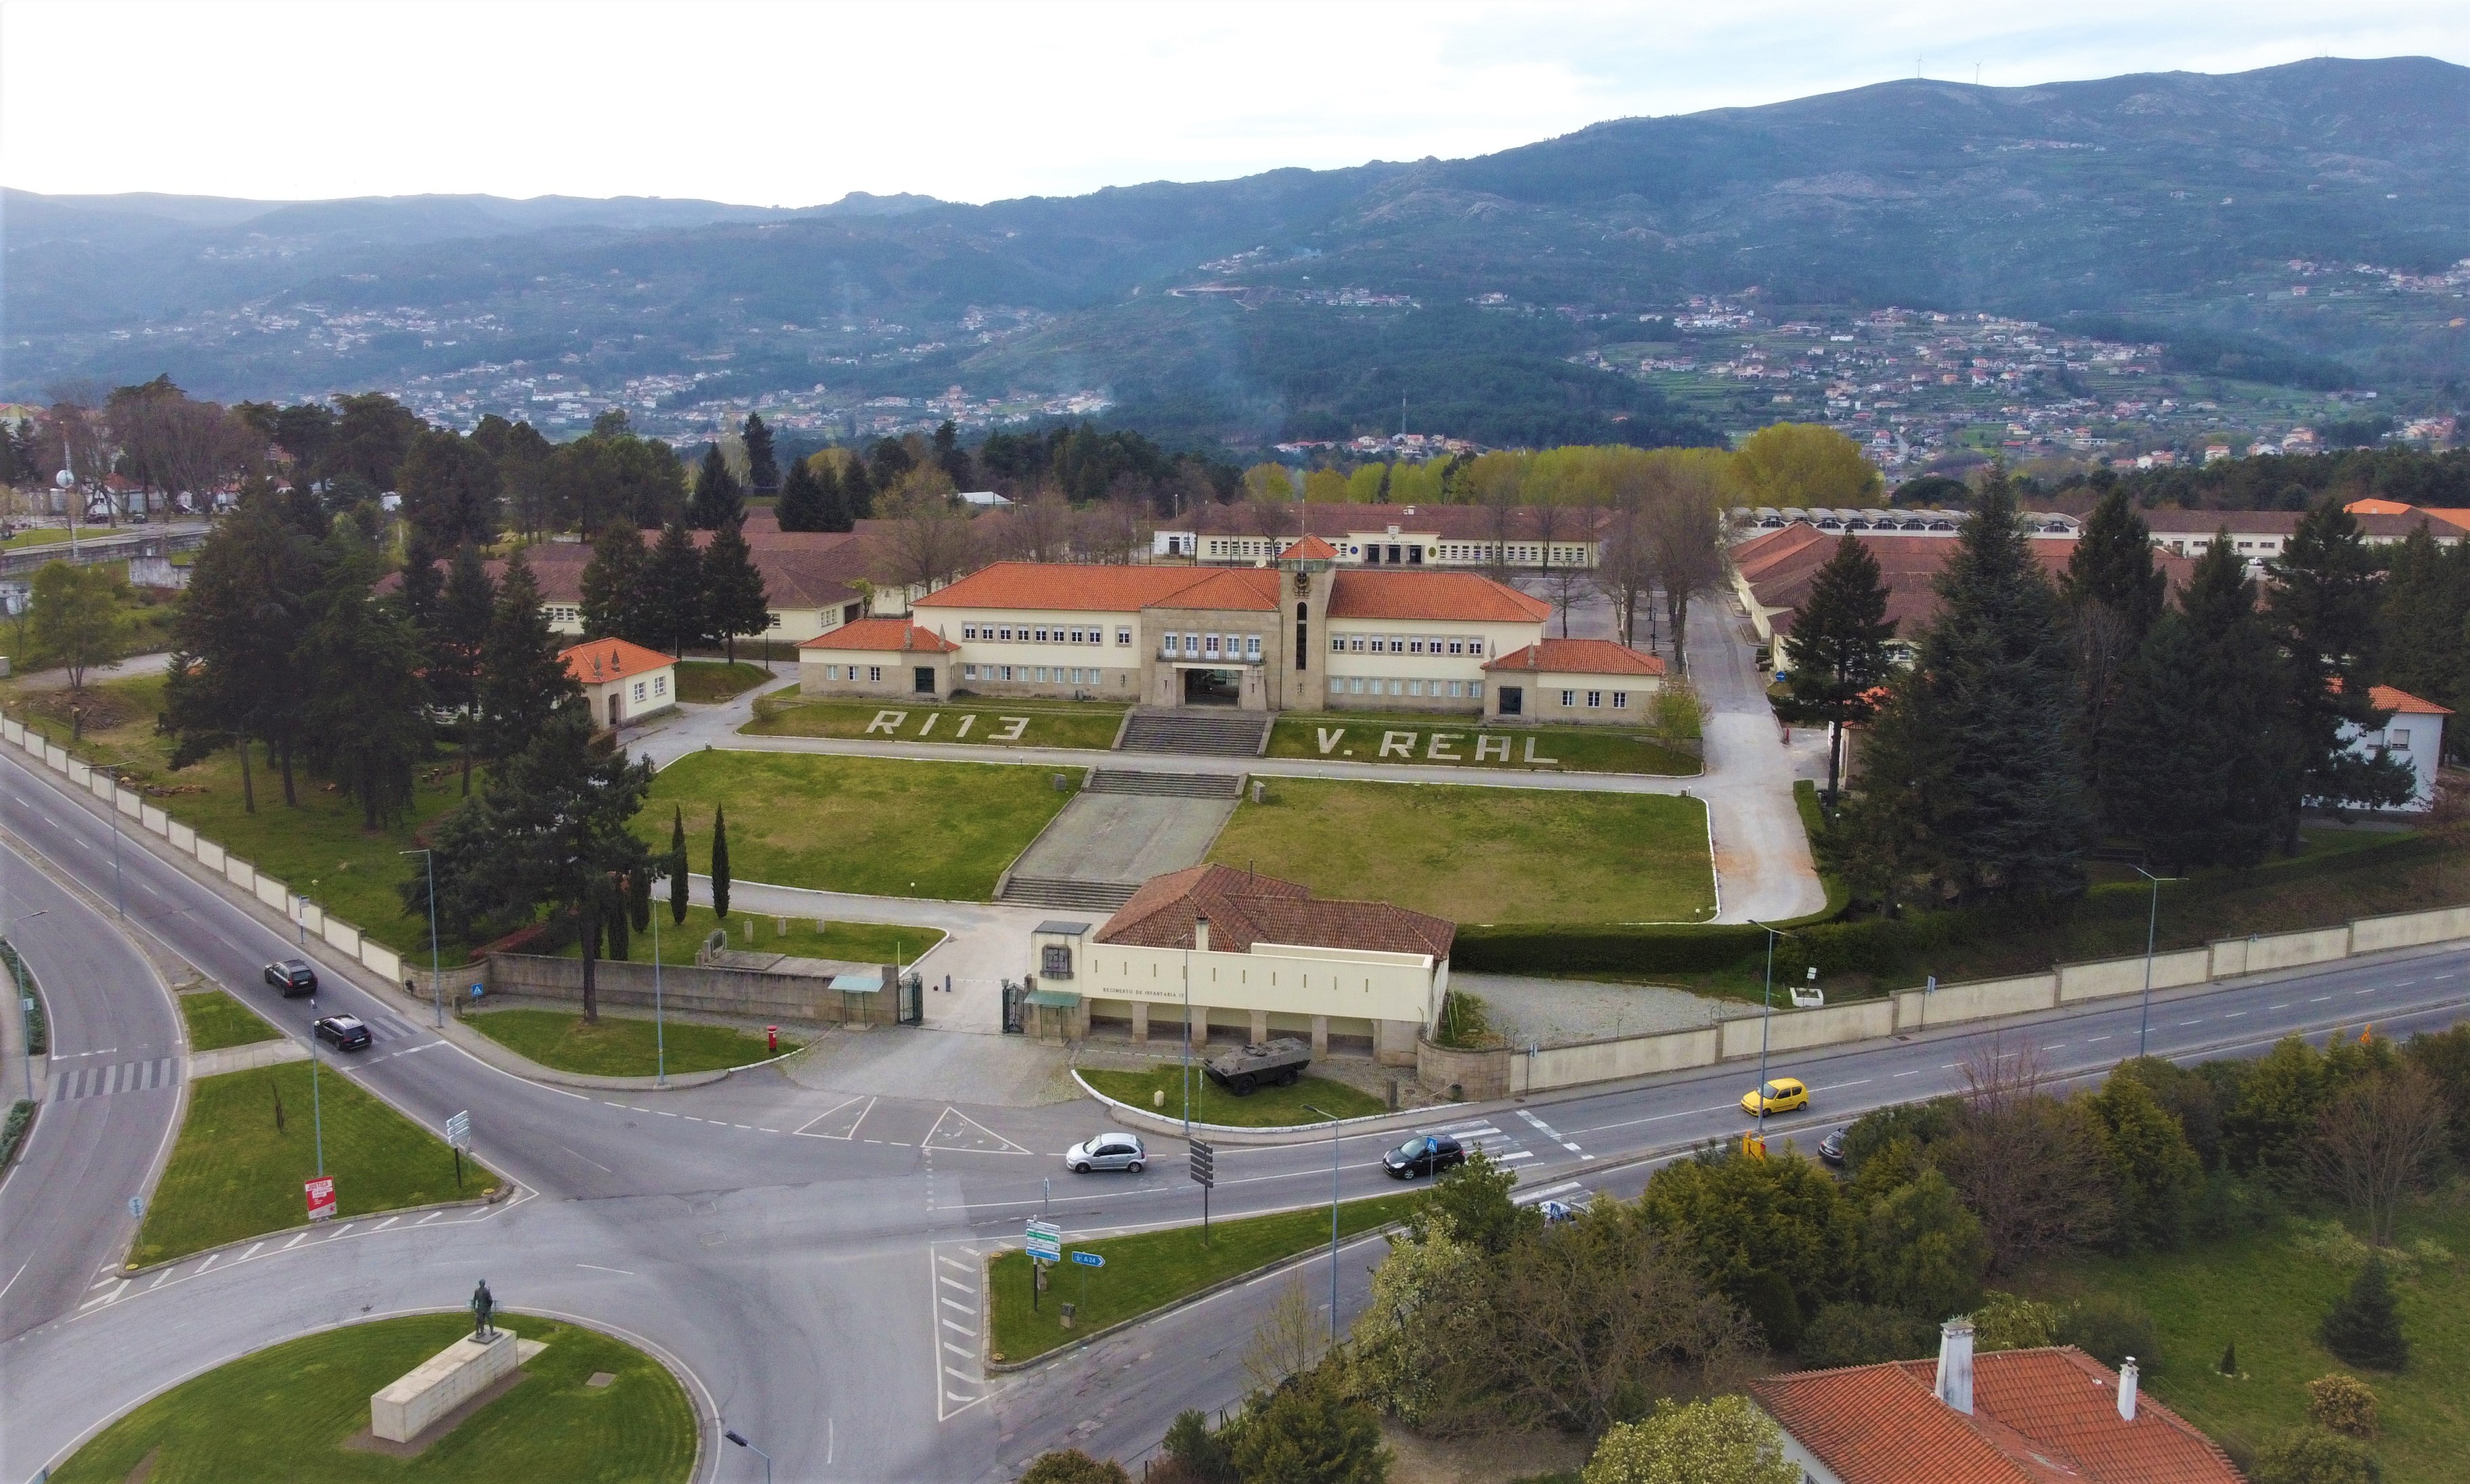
[3,739,2466,1483]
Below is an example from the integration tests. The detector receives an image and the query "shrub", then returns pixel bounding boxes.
[1156,1409,1236,1484]
[1581,1396,1800,1484]
[1741,1269,1802,1352]
[2056,1292,2158,1370]
[2251,1428,2383,1484]
[2318,1257,2408,1372]
[1797,1303,1938,1369]
[1970,1290,2064,1353]
[1433,990,1498,1050]
[1855,1166,1989,1319]
[2305,1374,2380,1439]
[1018,1449,1129,1484]
[1226,1368,1390,1484]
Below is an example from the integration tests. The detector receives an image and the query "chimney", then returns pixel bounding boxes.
[1193,915,1210,953]
[1934,1319,1975,1416]
[2117,1357,2139,1422]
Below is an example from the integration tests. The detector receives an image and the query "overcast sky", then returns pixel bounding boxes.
[3,1,2461,206]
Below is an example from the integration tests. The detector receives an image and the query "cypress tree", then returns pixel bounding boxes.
[711,804,731,922]
[579,521,648,642]
[668,805,690,928]
[839,456,874,523]
[688,443,743,529]
[2098,537,2282,870]
[396,527,443,639]
[703,517,772,664]
[741,412,779,496]
[819,458,854,532]
[645,517,708,657]
[1779,535,1899,806]
[775,456,828,531]
[476,548,581,767]
[2062,487,2165,805]
[1891,468,2085,901]
[628,861,653,935]
[437,543,498,794]
[2320,1255,2408,1371]
[2268,500,2416,840]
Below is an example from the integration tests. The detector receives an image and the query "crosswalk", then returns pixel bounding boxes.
[51,1056,178,1101]
[1418,1118,1533,1164]
[932,1244,990,1418]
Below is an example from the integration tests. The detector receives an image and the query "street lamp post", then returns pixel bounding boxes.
[2133,865,2180,1057]
[1303,1103,1341,1344]
[307,996,326,1177]
[105,768,125,919]
[1750,920,1796,1143]
[723,1428,773,1484]
[651,903,666,1089]
[1181,940,1194,1140]
[400,849,441,1028]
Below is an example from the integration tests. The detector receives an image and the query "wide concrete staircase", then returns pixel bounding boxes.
[1084,768,1243,799]
[1117,707,1271,757]
[997,876,1143,912]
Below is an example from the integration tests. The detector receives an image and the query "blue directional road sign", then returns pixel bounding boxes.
[1069,1250,1105,1269]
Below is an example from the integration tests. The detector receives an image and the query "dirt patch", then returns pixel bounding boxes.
[15,684,136,733]
[341,1368,530,1457]
[121,1445,159,1484]
[1380,1422,1588,1484]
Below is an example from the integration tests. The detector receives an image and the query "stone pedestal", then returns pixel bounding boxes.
[371,1330,540,1443]
[1131,1002,1149,1045]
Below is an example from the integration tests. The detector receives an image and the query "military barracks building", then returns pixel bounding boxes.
[796,539,1667,723]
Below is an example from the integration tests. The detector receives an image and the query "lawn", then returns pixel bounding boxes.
[1265,714,1697,777]
[132,1062,495,1266]
[50,1312,695,1483]
[1080,1063,1387,1127]
[179,988,280,1051]
[7,674,469,955]
[641,749,1077,900]
[554,903,943,967]
[672,659,769,703]
[988,1192,1423,1364]
[744,695,1127,751]
[2020,1199,2470,1483]
[464,1008,796,1077]
[1207,777,1715,924]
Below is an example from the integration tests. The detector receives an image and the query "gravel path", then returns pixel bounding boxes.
[1452,969,1758,1049]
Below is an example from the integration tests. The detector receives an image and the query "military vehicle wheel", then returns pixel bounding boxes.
[1231,1074,1257,1095]
[1278,1068,1301,1086]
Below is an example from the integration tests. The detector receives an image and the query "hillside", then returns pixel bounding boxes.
[3,56,2461,450]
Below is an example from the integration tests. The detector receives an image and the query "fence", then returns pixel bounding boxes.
[1422,901,2470,1098]
[483,953,900,1026]
[1,714,405,987]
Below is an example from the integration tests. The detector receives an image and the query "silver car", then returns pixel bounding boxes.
[1064,1133,1146,1174]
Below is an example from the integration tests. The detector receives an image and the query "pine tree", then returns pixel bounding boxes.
[2268,500,2417,838]
[741,413,779,496]
[396,527,444,638]
[839,456,873,523]
[645,517,708,657]
[2320,1255,2408,1371]
[2377,525,2469,723]
[775,456,829,531]
[579,520,649,642]
[2098,538,2282,870]
[1778,536,1898,806]
[2062,487,2165,806]
[298,540,430,829]
[711,804,732,922]
[475,548,580,768]
[703,517,771,663]
[668,805,690,928]
[435,544,498,794]
[688,443,743,529]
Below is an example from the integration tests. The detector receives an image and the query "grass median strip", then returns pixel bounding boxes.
[464,1007,796,1078]
[133,1062,496,1267]
[50,1312,695,1484]
[1079,1064,1387,1127]
[179,988,281,1051]
[987,1192,1423,1364]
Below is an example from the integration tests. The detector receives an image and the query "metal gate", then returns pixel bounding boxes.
[1001,979,1026,1034]
[896,972,924,1026]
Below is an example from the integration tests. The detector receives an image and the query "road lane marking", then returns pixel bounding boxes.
[940,1298,971,1313]
[370,1217,399,1231]
[1893,1070,1923,1077]
[2308,997,2332,1003]
[943,1342,972,1359]
[240,1242,264,1260]
[416,1213,442,1225]
[2084,1035,2110,1043]
[282,1233,309,1250]
[576,1263,636,1275]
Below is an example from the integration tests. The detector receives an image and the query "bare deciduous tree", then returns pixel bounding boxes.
[1242,1280,1330,1395]
[1641,457,1728,672]
[2310,1064,2451,1246]
[870,469,975,607]
[1932,1036,2115,1267]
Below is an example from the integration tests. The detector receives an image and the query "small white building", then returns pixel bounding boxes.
[561,638,678,731]
[2341,685,2452,812]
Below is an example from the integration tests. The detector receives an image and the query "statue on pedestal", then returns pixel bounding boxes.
[471,1278,496,1340]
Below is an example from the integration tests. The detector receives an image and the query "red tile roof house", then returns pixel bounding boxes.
[1750,1320,2244,1483]
[562,638,677,732]
[2337,684,2452,812]
[795,619,962,701]
[1025,863,1456,1062]
[1483,638,1668,726]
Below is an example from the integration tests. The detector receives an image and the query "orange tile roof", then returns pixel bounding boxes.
[1096,864,1455,960]
[1734,523,2200,639]
[915,561,1278,613]
[1752,1348,2242,1484]
[1486,638,1667,677]
[2345,497,2415,515]
[2370,684,2452,716]
[1284,534,1341,561]
[796,619,959,654]
[560,638,674,686]
[1326,569,1551,623]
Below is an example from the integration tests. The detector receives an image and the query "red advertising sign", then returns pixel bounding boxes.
[305,1175,337,1221]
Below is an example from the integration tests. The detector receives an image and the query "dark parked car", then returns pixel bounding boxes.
[1818,1128,1848,1166]
[313,1014,372,1052]
[1381,1133,1467,1180]
[264,959,318,996]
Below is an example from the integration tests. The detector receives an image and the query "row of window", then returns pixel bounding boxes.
[1328,676,1486,699]
[1158,632,1263,662]
[964,664,1111,686]
[961,622,1131,646]
[630,675,670,701]
[1559,689,1631,709]
[816,664,887,682]
[1330,633,1490,656]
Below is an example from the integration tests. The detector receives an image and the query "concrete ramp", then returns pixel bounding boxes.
[999,786,1236,911]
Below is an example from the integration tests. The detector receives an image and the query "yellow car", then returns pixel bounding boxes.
[1741,1077,1810,1116]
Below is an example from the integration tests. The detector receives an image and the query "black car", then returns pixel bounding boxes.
[1818,1128,1848,1167]
[1381,1134,1467,1180]
[313,1014,372,1052]
[264,959,318,996]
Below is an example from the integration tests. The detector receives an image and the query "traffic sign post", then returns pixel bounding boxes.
[1025,1219,1062,1312]
[304,1175,337,1221]
[445,1110,471,1189]
[1188,1139,1215,1244]
[1068,1249,1104,1315]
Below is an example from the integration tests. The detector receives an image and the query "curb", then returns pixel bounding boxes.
[119,1182,521,1275]
[1073,1069,1448,1146]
